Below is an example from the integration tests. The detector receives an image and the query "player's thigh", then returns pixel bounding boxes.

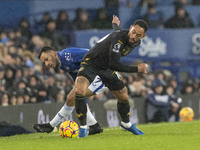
[66,86,95,106]
[112,86,129,102]
[76,65,97,95]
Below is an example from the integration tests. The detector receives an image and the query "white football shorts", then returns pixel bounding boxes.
[88,75,108,95]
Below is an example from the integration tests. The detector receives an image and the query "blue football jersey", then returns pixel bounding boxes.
[57,47,89,81]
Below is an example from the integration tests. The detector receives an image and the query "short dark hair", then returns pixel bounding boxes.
[38,46,54,59]
[134,19,148,32]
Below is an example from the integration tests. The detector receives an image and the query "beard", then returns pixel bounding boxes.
[127,34,135,45]
[50,55,60,68]
[55,59,60,68]
[128,37,135,46]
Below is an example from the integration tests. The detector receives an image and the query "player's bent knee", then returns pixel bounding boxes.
[75,76,89,86]
[75,76,89,96]
[118,87,129,102]
[75,88,86,96]
[85,89,95,97]
[119,94,129,102]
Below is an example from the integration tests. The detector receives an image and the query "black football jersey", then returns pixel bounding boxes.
[82,26,140,73]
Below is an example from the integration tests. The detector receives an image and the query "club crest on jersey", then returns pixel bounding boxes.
[113,43,121,53]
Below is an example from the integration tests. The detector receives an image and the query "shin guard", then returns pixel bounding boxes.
[117,101,130,123]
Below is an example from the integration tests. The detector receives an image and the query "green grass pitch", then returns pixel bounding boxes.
[0,121,200,150]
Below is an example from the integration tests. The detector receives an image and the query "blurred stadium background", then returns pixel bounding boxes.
[0,0,200,133]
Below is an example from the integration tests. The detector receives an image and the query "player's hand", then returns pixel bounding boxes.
[137,63,148,74]
[112,15,120,26]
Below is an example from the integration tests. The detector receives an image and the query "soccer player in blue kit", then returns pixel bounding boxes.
[33,46,106,135]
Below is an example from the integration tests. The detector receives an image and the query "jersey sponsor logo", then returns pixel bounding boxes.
[112,43,121,53]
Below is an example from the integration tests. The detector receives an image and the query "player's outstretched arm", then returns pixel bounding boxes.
[112,15,122,31]
[112,15,120,26]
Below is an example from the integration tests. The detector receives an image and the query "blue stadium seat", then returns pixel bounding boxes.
[128,0,141,7]
[119,7,134,28]
[31,0,104,10]
[87,9,98,21]
[155,6,200,26]
[156,0,192,5]
[185,6,200,27]
[156,6,175,21]
[119,7,147,29]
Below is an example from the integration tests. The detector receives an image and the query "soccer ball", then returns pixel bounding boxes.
[179,107,194,122]
[59,120,79,138]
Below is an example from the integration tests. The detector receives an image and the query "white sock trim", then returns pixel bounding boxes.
[80,125,87,129]
[121,121,131,128]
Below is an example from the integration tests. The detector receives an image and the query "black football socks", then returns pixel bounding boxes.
[75,94,87,126]
[117,101,130,123]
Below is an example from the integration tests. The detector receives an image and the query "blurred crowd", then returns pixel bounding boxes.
[105,0,199,28]
[0,41,199,107]
[140,0,199,28]
[0,0,200,124]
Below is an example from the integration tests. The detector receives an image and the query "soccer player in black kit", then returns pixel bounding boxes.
[76,15,148,137]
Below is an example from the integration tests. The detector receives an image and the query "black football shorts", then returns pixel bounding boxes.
[77,64,125,91]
